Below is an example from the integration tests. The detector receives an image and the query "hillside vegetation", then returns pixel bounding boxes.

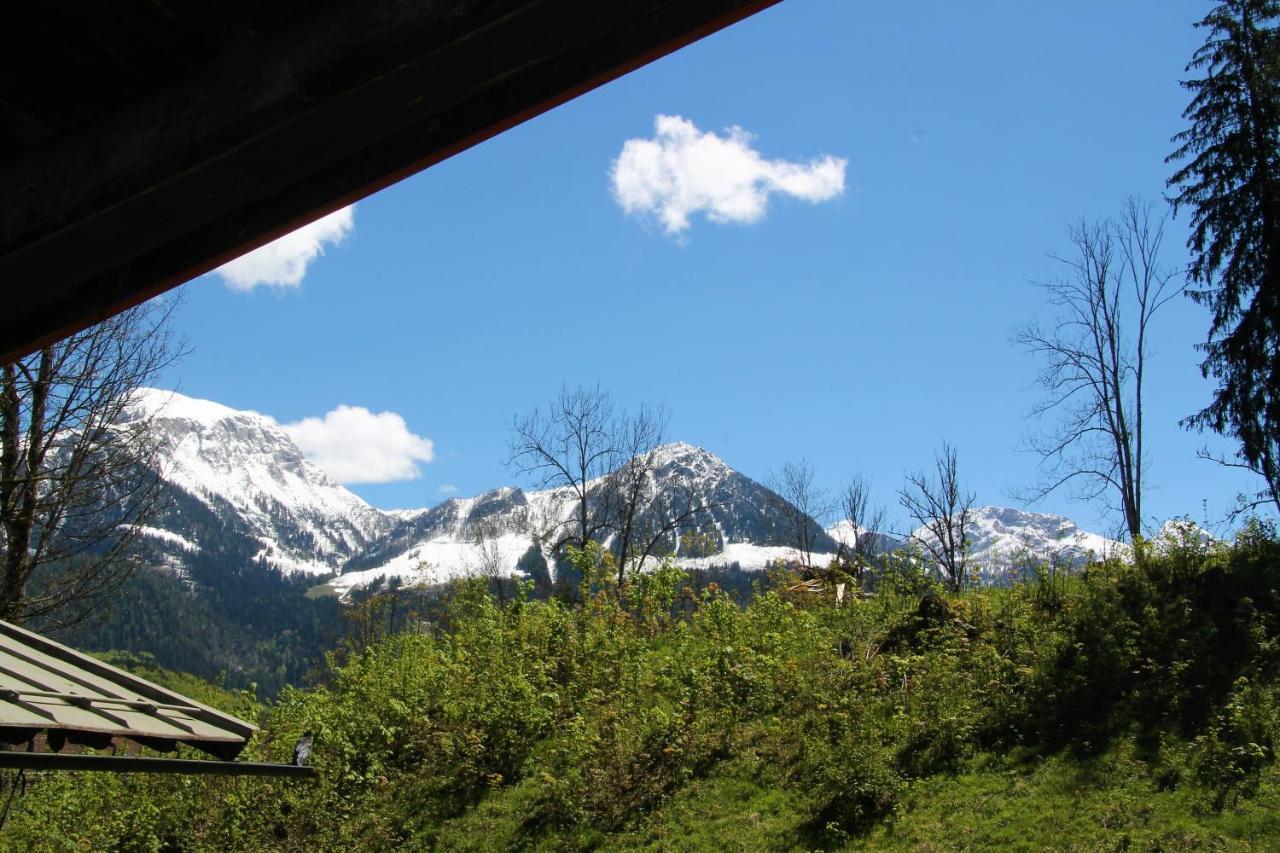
[6,521,1280,851]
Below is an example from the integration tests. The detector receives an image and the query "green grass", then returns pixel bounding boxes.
[305,581,340,599]
[611,765,813,851]
[422,741,1280,851]
[858,748,1280,852]
[432,756,811,851]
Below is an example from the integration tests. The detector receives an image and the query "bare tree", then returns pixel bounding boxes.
[838,473,887,579]
[508,386,706,585]
[898,443,976,592]
[508,385,617,555]
[0,299,182,629]
[469,518,510,606]
[598,403,666,580]
[600,407,707,583]
[767,459,831,569]
[1012,198,1181,541]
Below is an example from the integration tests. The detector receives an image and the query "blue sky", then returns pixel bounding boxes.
[160,0,1262,535]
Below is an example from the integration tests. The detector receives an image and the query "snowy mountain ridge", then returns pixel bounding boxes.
[924,506,1124,584]
[127,388,392,575]
[126,389,1131,594]
[330,438,822,594]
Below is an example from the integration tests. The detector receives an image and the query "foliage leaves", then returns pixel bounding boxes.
[6,526,1280,849]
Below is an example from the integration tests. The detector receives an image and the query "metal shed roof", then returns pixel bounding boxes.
[0,619,254,761]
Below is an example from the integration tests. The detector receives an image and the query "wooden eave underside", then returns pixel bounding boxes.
[0,0,781,364]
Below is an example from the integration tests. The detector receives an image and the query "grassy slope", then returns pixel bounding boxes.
[428,746,1280,851]
[860,750,1280,852]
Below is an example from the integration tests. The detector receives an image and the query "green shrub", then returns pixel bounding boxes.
[6,524,1280,848]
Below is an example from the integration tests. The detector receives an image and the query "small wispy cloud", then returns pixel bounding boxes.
[215,206,355,292]
[610,115,846,237]
[280,404,433,484]
[437,484,459,496]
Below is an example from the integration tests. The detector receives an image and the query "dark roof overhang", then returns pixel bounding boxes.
[0,0,780,364]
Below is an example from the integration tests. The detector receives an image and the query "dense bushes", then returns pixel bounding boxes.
[1027,521,1280,747]
[5,524,1280,849]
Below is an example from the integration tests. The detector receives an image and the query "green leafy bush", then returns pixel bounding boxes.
[5,523,1280,849]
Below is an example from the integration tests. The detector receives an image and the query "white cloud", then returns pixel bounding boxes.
[610,115,846,236]
[281,405,434,484]
[215,206,355,292]
[437,484,459,496]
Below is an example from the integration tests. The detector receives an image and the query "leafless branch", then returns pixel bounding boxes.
[767,459,832,570]
[0,297,185,630]
[898,442,975,592]
[838,474,886,582]
[508,387,706,585]
[1011,197,1183,540]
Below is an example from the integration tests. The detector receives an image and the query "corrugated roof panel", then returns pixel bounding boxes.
[0,620,256,759]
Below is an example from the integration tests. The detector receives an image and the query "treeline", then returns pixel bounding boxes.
[46,484,348,698]
[56,557,343,699]
[7,521,1280,849]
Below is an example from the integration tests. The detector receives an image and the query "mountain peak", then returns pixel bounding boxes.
[649,441,734,473]
[128,389,390,575]
[130,388,250,426]
[653,440,701,456]
[970,505,1082,536]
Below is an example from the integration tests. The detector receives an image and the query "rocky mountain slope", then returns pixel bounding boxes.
[330,441,837,594]
[925,505,1122,584]
[125,390,1124,595]
[125,389,392,576]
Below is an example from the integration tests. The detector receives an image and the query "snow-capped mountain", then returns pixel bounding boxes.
[827,506,1123,585]
[126,389,392,575]
[122,390,1125,597]
[124,391,838,590]
[1155,517,1219,550]
[937,506,1123,583]
[330,441,838,595]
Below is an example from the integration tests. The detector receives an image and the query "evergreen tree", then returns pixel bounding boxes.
[1168,0,1280,514]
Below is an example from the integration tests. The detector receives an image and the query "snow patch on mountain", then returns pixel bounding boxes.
[826,520,904,554]
[125,525,201,553]
[678,542,826,571]
[328,531,536,597]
